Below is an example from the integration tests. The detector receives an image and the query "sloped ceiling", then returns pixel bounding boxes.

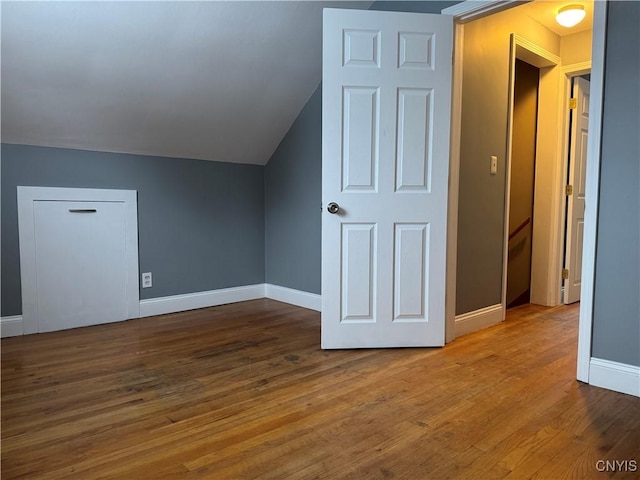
[1,1,371,165]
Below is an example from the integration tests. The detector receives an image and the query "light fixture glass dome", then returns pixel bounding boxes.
[556,4,586,28]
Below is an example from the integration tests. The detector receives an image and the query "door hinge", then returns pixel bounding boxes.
[566,184,573,196]
[562,268,569,280]
[569,98,577,109]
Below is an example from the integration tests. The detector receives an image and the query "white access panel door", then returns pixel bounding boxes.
[34,201,128,332]
[18,187,139,334]
[321,9,453,348]
[564,77,590,305]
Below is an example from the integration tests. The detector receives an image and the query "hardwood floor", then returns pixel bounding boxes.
[2,300,639,479]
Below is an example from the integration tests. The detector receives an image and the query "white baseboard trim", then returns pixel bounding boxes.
[2,284,321,336]
[265,284,321,312]
[139,284,266,318]
[589,358,640,397]
[454,304,503,337]
[1,316,24,338]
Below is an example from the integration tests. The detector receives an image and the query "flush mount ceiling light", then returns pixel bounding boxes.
[556,4,586,28]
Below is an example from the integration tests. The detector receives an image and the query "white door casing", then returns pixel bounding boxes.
[321,9,453,348]
[17,187,139,334]
[564,76,590,304]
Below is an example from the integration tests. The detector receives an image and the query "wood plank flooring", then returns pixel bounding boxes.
[2,300,639,479]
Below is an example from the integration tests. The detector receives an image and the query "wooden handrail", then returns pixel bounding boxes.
[509,217,531,241]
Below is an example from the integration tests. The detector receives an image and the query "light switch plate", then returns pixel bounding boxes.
[490,155,498,175]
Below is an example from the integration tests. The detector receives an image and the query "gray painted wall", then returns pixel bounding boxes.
[592,1,640,367]
[264,86,322,294]
[1,144,265,316]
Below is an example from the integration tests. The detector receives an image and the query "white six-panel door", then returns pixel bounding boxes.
[321,9,452,348]
[564,77,590,304]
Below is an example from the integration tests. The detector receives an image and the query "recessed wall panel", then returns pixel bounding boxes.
[578,130,588,197]
[396,88,432,192]
[393,224,429,321]
[574,220,584,284]
[343,87,379,192]
[581,93,590,115]
[341,224,377,322]
[343,29,381,67]
[398,32,434,70]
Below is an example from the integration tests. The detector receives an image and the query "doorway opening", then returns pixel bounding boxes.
[507,59,540,308]
[444,0,607,384]
[445,0,595,341]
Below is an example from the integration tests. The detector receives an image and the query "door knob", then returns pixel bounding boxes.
[327,202,340,214]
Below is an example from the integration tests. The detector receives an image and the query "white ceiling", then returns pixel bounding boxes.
[1,1,370,165]
[1,1,591,166]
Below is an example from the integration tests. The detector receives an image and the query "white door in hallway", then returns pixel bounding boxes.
[564,77,590,305]
[18,187,140,334]
[321,8,453,348]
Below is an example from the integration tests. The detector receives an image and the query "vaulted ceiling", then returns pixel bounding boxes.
[1,1,370,165]
[1,1,592,166]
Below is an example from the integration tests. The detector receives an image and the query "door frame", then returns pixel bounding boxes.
[443,0,607,384]
[502,35,561,312]
[502,38,591,312]
[17,186,140,334]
